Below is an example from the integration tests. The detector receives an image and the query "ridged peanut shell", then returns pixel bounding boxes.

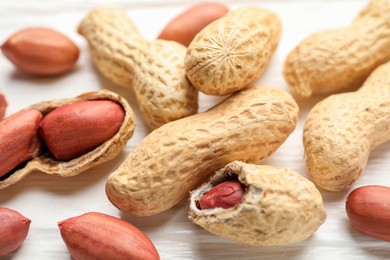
[189,161,326,246]
[185,7,281,95]
[106,86,299,216]
[283,0,390,97]
[78,6,198,129]
[303,61,390,191]
[0,90,136,189]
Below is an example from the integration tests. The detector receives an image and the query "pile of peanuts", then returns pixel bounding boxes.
[1,0,390,258]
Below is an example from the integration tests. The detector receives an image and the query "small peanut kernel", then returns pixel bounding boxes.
[200,180,244,210]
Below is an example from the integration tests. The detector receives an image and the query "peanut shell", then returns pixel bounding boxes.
[189,161,326,246]
[0,90,136,189]
[106,86,299,216]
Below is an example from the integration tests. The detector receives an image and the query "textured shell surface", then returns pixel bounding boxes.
[105,86,299,216]
[283,0,390,97]
[0,90,136,189]
[185,7,281,96]
[303,61,390,191]
[188,161,326,246]
[78,6,198,129]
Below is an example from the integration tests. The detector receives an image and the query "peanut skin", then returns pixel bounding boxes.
[303,61,390,191]
[58,212,160,260]
[0,208,31,256]
[0,109,42,178]
[39,100,125,161]
[284,0,390,97]
[346,185,390,242]
[1,27,79,76]
[199,180,244,210]
[158,3,229,47]
[0,92,7,119]
[106,86,299,216]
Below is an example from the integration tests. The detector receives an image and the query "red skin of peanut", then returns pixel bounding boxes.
[346,185,390,242]
[0,92,7,119]
[0,208,31,256]
[1,27,79,76]
[39,100,125,161]
[58,212,160,260]
[158,2,229,47]
[0,109,42,178]
[200,180,244,210]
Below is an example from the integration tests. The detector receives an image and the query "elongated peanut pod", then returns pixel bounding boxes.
[58,212,159,260]
[0,208,31,256]
[284,0,390,97]
[304,61,390,191]
[185,7,281,96]
[78,7,198,129]
[189,161,326,246]
[106,86,299,216]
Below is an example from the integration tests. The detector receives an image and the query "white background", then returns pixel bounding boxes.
[1,0,390,259]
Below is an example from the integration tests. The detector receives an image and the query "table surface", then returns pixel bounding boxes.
[1,0,390,259]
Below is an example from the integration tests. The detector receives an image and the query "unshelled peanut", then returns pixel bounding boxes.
[0,208,31,256]
[304,61,390,191]
[185,7,281,95]
[58,212,160,260]
[158,3,229,47]
[1,27,79,76]
[284,0,390,97]
[78,7,198,129]
[106,86,299,216]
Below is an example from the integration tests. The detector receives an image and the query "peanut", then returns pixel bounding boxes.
[39,100,125,161]
[283,0,390,97]
[106,86,299,216]
[0,208,31,256]
[189,161,326,246]
[303,61,390,191]
[185,7,281,95]
[346,185,390,242]
[1,27,79,76]
[58,212,160,260]
[78,7,198,129]
[0,109,42,178]
[157,3,229,47]
[0,92,7,119]
[199,180,244,210]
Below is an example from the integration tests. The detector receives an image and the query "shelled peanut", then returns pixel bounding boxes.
[189,161,326,246]
[303,61,390,191]
[106,86,299,216]
[185,7,281,95]
[0,92,7,119]
[78,6,198,129]
[158,3,229,47]
[58,212,160,260]
[1,27,79,76]
[0,208,31,256]
[0,90,136,189]
[284,0,390,97]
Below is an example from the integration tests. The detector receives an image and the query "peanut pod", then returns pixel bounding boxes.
[78,6,198,129]
[189,161,326,246]
[0,90,136,189]
[284,0,390,97]
[106,86,299,216]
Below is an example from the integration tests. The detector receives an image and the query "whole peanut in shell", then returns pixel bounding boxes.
[0,208,31,256]
[78,6,198,129]
[284,0,390,97]
[303,61,390,191]
[0,90,136,189]
[106,86,299,216]
[1,27,79,76]
[189,161,326,246]
[185,7,281,96]
[58,212,160,260]
[346,185,390,242]
[0,92,7,119]
[158,3,229,47]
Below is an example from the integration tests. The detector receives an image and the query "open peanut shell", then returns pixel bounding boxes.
[0,90,136,189]
[189,161,326,246]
